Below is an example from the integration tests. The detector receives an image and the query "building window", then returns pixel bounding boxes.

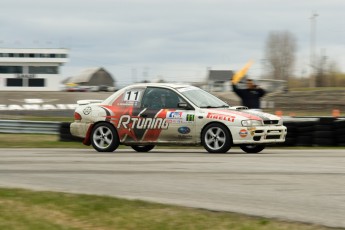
[29,66,58,74]
[0,66,23,73]
[28,78,45,87]
[6,78,23,87]
[0,53,67,58]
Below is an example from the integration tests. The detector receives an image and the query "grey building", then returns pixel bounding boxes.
[207,70,234,92]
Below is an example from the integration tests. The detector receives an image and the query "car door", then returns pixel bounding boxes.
[138,87,197,144]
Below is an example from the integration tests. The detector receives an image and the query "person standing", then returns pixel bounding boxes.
[232,78,266,109]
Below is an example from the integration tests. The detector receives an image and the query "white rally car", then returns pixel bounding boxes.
[70,83,287,153]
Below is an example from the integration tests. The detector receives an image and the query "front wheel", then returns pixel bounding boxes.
[91,122,119,152]
[202,123,232,153]
[131,145,155,152]
[240,144,265,153]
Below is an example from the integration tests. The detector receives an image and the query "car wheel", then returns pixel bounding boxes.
[202,123,232,153]
[240,144,265,153]
[91,122,119,152]
[131,145,155,152]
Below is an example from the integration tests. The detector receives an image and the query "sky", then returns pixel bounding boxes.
[1,0,344,86]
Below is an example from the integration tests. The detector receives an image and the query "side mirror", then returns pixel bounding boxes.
[178,102,192,110]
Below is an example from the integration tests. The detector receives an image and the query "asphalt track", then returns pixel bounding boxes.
[0,148,344,228]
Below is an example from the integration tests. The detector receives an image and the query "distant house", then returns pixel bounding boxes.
[64,67,116,91]
[207,70,234,92]
[66,67,115,86]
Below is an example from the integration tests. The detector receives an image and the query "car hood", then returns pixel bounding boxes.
[202,107,281,121]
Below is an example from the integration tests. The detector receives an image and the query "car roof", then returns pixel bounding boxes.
[124,82,191,89]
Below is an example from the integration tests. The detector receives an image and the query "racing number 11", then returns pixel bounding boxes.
[125,90,140,101]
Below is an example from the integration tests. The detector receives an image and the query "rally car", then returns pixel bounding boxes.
[70,83,287,153]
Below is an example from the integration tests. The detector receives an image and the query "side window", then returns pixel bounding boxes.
[141,87,184,109]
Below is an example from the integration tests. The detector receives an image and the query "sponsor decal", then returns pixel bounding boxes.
[207,113,235,122]
[117,115,169,130]
[178,135,193,139]
[168,111,183,118]
[117,102,137,106]
[239,129,248,138]
[166,111,184,123]
[248,127,256,136]
[178,126,191,134]
[186,114,195,121]
[166,119,183,124]
[83,106,92,115]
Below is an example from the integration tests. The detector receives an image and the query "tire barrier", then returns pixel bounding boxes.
[279,117,345,147]
[59,122,84,142]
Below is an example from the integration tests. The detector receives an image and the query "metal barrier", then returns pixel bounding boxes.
[0,120,60,134]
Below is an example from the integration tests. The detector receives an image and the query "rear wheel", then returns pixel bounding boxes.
[202,123,232,153]
[91,122,119,152]
[131,145,155,152]
[240,144,265,153]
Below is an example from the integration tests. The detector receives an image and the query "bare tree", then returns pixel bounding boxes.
[263,31,297,81]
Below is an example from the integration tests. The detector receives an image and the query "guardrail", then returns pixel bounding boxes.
[0,120,60,134]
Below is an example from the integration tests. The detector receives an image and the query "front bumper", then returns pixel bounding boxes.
[232,125,287,144]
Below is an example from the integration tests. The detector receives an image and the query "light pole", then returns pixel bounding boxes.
[309,12,318,87]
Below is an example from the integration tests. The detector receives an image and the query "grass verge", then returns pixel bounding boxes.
[0,188,337,230]
[0,133,88,148]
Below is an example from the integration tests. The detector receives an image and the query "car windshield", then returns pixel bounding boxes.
[177,86,229,108]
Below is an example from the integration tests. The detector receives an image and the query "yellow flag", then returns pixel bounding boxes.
[231,60,253,84]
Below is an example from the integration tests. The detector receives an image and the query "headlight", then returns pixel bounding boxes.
[241,119,263,127]
[277,119,283,125]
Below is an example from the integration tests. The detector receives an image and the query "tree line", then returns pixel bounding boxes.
[263,30,345,88]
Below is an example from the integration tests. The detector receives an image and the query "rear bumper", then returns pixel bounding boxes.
[70,122,92,138]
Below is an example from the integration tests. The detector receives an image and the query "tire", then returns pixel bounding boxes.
[240,144,266,153]
[334,120,345,129]
[131,145,155,152]
[201,123,232,153]
[313,125,333,132]
[313,131,334,138]
[313,138,335,146]
[91,122,119,152]
[296,135,313,146]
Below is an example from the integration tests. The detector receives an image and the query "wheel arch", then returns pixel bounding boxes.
[83,121,119,146]
[200,121,233,144]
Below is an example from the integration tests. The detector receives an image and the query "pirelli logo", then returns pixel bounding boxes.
[186,114,195,121]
